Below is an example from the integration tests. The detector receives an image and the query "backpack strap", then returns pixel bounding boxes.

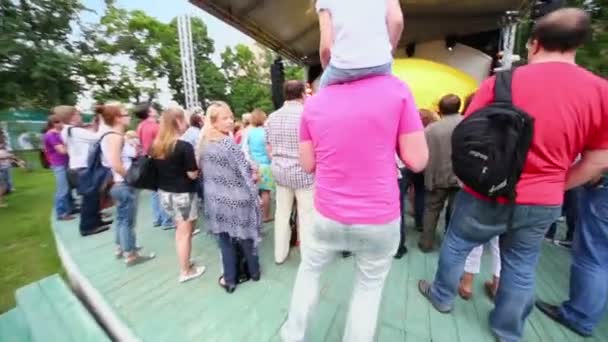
[494,70,514,104]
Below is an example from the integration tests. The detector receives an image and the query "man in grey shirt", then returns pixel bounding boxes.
[418,94,463,252]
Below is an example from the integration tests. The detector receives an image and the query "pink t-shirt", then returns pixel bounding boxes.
[137,118,159,155]
[300,75,423,224]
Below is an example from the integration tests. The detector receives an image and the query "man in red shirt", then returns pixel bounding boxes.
[134,103,174,229]
[418,8,608,341]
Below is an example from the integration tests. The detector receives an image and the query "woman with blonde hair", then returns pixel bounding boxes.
[246,108,275,222]
[98,103,155,266]
[150,107,205,283]
[198,101,261,293]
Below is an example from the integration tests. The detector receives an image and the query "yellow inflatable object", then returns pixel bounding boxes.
[392,58,479,112]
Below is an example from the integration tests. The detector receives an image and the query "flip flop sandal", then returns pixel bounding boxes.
[218,275,236,293]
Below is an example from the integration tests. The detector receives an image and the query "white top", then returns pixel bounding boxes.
[99,129,136,183]
[317,0,392,69]
[61,125,101,169]
[181,126,201,147]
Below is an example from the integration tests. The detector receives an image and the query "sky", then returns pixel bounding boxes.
[79,0,253,108]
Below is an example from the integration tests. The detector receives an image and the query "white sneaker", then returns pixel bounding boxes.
[192,228,201,236]
[179,265,206,283]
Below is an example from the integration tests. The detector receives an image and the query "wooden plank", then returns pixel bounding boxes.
[306,298,340,341]
[16,280,70,342]
[425,251,460,342]
[0,308,31,342]
[324,305,347,342]
[48,192,608,342]
[379,258,409,332]
[377,324,405,341]
[37,275,109,342]
[402,242,431,340]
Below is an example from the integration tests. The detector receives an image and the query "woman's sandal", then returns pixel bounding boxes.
[218,275,236,293]
[125,253,156,267]
[115,246,142,259]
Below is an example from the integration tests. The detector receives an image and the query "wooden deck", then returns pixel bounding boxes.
[51,191,608,342]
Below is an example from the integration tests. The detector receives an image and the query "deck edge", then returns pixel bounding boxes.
[52,220,141,342]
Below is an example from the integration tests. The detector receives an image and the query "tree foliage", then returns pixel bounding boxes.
[569,0,607,77]
[0,0,84,110]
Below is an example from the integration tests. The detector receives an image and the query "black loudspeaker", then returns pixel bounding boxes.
[270,58,285,110]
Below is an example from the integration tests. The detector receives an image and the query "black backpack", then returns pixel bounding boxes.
[78,132,117,196]
[451,69,535,203]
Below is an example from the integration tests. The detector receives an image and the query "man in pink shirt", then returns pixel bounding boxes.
[134,103,174,229]
[281,75,428,341]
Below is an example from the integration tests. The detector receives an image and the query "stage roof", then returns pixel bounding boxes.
[190,0,530,65]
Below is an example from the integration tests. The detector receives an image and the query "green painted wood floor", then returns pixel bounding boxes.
[51,192,608,341]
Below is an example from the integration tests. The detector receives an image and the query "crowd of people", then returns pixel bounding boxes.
[34,2,608,342]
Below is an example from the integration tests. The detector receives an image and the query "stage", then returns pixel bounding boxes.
[51,192,608,341]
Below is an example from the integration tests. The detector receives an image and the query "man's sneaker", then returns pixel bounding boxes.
[535,300,591,338]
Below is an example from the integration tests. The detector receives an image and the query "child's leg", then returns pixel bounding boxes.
[319,63,393,88]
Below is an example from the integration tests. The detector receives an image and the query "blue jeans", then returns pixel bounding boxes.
[427,191,560,341]
[216,233,260,286]
[151,190,173,227]
[558,177,608,335]
[281,210,399,342]
[110,183,138,253]
[545,187,580,240]
[52,166,73,217]
[319,62,392,88]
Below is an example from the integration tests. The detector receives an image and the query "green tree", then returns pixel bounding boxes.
[569,0,607,77]
[516,0,607,77]
[0,0,84,110]
[165,17,227,106]
[83,3,227,107]
[220,44,275,116]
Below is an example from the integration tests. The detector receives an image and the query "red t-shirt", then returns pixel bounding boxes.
[136,118,159,155]
[465,62,608,206]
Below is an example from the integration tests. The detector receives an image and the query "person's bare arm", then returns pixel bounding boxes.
[299,141,316,173]
[398,131,428,173]
[318,10,333,69]
[565,150,608,189]
[54,143,67,155]
[386,0,404,52]
[107,134,127,177]
[266,144,273,160]
[187,170,199,180]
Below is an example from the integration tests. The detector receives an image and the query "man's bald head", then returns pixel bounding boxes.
[531,8,591,52]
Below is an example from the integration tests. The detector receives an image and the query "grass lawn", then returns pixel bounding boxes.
[0,168,62,313]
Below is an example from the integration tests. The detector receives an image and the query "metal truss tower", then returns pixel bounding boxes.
[177,15,200,110]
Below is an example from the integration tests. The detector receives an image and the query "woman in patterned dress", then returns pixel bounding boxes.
[197,101,262,293]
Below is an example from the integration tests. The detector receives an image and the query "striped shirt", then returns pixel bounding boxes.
[265,101,314,189]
